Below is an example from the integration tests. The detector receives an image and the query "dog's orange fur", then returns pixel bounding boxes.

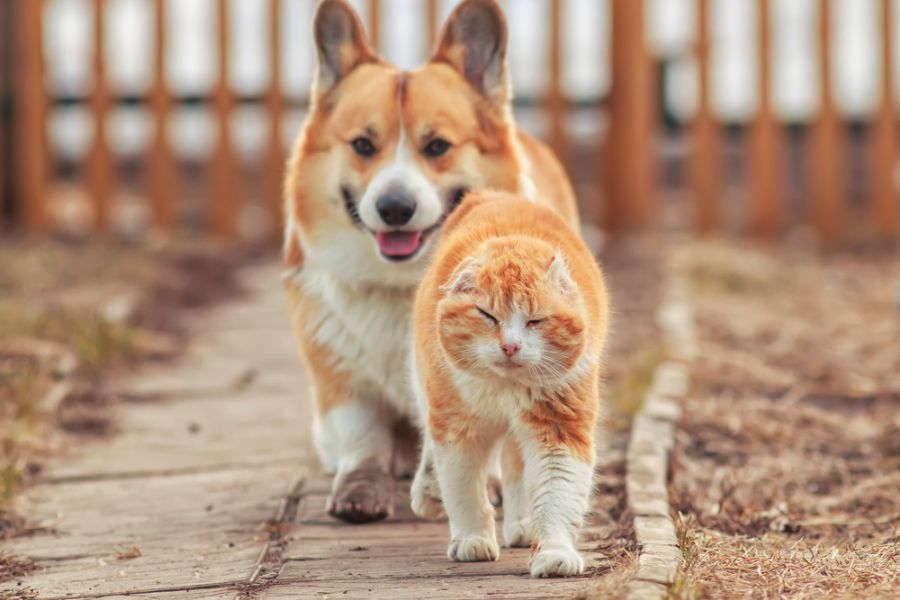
[283,1,576,273]
[282,0,581,524]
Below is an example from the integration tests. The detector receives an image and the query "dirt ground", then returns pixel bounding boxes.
[668,239,900,599]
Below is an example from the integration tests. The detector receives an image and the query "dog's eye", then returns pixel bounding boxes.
[351,137,377,157]
[423,138,451,158]
[477,308,498,325]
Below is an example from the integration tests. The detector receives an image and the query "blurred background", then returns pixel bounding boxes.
[0,0,898,244]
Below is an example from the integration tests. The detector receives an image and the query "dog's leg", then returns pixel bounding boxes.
[316,400,395,523]
[287,284,394,524]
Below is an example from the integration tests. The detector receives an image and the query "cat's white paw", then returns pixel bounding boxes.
[530,546,585,578]
[410,472,444,519]
[503,518,533,548]
[448,535,500,562]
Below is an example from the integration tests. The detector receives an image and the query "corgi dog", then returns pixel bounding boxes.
[283,0,577,523]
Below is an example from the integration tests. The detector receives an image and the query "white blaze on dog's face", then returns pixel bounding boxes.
[287,0,523,285]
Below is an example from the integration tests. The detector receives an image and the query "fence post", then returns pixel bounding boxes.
[426,0,439,53]
[749,0,782,238]
[548,0,567,168]
[870,0,898,238]
[88,0,113,232]
[265,0,285,239]
[809,0,845,244]
[368,0,380,53]
[606,0,656,231]
[13,0,48,234]
[149,0,175,230]
[689,0,720,233]
[0,0,6,230]
[212,0,238,238]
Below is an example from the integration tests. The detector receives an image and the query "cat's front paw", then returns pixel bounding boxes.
[503,518,533,548]
[448,535,500,562]
[410,471,444,519]
[530,546,585,578]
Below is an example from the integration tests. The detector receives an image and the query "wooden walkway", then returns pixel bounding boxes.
[1,263,619,600]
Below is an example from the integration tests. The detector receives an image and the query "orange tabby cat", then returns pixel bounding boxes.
[410,191,610,577]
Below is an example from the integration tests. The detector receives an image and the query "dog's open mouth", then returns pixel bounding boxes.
[376,231,424,260]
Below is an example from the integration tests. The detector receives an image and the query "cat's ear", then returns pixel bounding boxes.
[313,0,377,97]
[431,0,510,106]
[547,251,577,301]
[440,256,482,295]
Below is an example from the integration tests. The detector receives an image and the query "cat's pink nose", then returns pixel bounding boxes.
[501,342,521,357]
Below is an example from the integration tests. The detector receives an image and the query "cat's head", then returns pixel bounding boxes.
[436,238,587,386]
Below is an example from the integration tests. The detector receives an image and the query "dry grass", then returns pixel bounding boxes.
[670,516,899,599]
[0,553,35,584]
[606,342,665,428]
[601,236,664,430]
[669,239,900,599]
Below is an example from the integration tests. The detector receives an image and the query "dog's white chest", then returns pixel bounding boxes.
[299,269,414,414]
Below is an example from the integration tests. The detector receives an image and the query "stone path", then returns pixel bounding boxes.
[1,263,624,600]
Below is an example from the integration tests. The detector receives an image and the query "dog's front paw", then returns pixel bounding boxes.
[327,461,395,524]
[448,535,500,562]
[530,546,584,578]
[502,518,533,548]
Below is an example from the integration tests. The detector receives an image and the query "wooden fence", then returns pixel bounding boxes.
[1,0,898,243]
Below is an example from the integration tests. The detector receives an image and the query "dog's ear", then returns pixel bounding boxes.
[313,0,376,97]
[432,0,510,106]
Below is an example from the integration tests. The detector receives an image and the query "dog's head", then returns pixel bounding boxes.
[285,0,524,286]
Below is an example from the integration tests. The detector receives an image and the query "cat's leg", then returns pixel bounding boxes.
[410,432,444,518]
[500,435,533,547]
[391,417,420,479]
[487,444,503,507]
[517,425,595,577]
[432,433,501,562]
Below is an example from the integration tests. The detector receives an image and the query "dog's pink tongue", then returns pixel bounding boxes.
[377,231,422,257]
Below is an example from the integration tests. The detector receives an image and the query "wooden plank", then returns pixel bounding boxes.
[0,467,296,599]
[265,0,285,239]
[266,476,610,600]
[606,0,656,230]
[748,0,783,238]
[808,0,846,244]
[1,264,311,599]
[548,0,568,167]
[689,0,720,233]
[13,0,48,234]
[368,0,381,53]
[88,0,113,232]
[870,0,898,237]
[211,0,238,237]
[148,0,175,229]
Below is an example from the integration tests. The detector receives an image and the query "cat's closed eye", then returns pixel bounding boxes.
[526,319,545,328]
[477,308,498,325]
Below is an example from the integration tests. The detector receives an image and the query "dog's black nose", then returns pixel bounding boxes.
[376,193,416,226]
